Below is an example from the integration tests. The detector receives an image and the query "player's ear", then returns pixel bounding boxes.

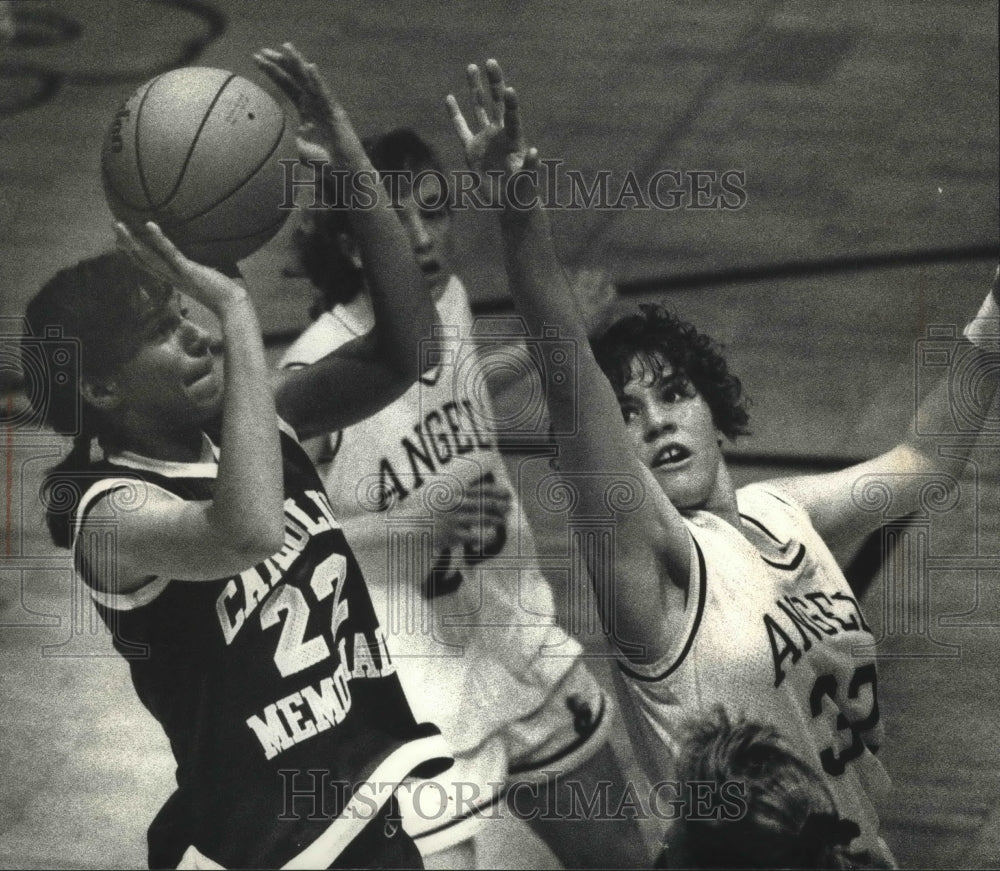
[335,231,363,271]
[80,375,121,411]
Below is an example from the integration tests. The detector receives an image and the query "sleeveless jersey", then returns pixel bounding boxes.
[73,422,451,869]
[615,483,893,863]
[280,278,585,841]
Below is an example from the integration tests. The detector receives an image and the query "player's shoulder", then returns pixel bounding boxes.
[280,310,352,369]
[73,449,217,534]
[738,481,806,512]
[736,481,814,540]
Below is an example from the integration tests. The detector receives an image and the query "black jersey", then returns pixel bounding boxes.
[72,422,451,869]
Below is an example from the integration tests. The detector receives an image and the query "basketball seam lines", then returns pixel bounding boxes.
[160,110,288,234]
[133,73,167,211]
[154,72,237,212]
[102,148,152,213]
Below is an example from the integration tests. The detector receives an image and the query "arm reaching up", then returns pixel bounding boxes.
[446,61,694,665]
[770,264,1000,564]
[86,222,285,586]
[254,43,437,440]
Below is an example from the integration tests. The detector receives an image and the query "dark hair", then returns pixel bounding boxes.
[591,304,750,440]
[24,251,169,548]
[294,127,448,314]
[657,707,889,870]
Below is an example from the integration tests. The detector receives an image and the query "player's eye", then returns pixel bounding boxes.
[620,404,638,424]
[154,315,180,338]
[660,376,693,404]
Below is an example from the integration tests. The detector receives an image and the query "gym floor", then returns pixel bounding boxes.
[1,1,998,868]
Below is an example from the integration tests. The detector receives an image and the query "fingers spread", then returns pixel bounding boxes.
[281,41,311,71]
[445,94,474,147]
[466,63,490,128]
[485,58,506,121]
[503,87,524,151]
[253,53,300,104]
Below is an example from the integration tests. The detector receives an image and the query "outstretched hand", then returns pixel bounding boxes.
[253,42,366,168]
[114,221,246,315]
[446,59,539,186]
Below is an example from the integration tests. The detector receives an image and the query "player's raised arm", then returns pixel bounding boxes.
[78,223,285,587]
[446,60,692,664]
[770,266,1000,561]
[254,44,436,440]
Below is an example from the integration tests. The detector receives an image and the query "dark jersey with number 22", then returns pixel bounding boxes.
[73,422,451,869]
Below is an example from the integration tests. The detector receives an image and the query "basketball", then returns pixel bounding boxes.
[101,67,297,267]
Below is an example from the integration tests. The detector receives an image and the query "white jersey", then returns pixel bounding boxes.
[616,483,892,861]
[281,276,583,841]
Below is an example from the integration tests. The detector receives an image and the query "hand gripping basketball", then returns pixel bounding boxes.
[114,221,247,317]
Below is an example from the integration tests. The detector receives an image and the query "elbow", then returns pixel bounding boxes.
[233,530,285,564]
[380,337,431,385]
[247,517,286,560]
[217,520,285,565]
[382,363,421,403]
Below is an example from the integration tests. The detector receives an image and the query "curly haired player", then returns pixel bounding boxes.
[445,56,1000,868]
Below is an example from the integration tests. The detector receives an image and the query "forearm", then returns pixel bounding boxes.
[499,206,588,341]
[907,284,999,468]
[353,173,436,381]
[499,205,592,428]
[337,499,447,561]
[208,292,284,552]
[772,285,999,550]
[906,338,999,472]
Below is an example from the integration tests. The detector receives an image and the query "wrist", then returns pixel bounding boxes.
[499,200,545,238]
[215,288,256,328]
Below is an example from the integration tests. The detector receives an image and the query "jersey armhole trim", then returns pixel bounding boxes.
[325,430,343,464]
[751,482,812,522]
[617,535,707,684]
[72,477,176,610]
[277,415,300,444]
[739,487,810,571]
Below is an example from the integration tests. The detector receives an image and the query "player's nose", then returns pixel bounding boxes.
[401,203,433,254]
[643,402,678,441]
[181,320,212,356]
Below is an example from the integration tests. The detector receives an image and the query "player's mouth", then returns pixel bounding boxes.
[652,442,692,470]
[184,358,217,390]
[419,258,446,285]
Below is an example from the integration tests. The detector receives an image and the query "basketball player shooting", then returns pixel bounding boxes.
[445,58,999,867]
[25,44,451,869]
